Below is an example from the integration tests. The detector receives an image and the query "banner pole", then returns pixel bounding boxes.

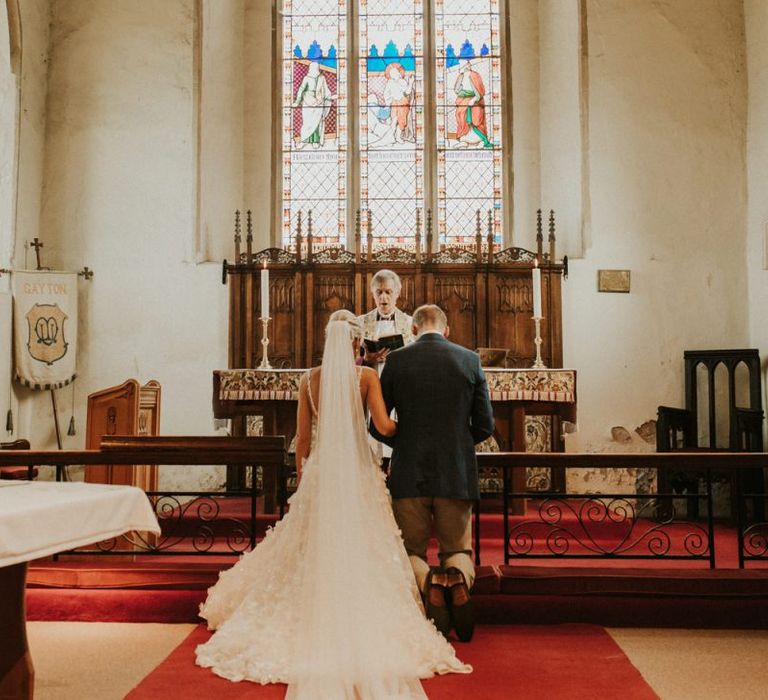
[50,389,62,451]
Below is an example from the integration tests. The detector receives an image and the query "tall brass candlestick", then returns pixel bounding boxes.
[258,317,273,370]
[531,317,546,369]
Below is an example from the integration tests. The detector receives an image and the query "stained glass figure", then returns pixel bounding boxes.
[282,0,347,247]
[435,0,503,246]
[359,1,424,245]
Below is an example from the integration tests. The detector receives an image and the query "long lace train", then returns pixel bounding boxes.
[195,321,470,698]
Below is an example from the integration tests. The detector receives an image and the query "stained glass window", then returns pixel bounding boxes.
[280,0,504,249]
[435,0,503,246]
[282,0,347,246]
[359,0,424,246]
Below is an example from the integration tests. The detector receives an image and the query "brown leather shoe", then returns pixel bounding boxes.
[424,567,452,637]
[445,566,474,642]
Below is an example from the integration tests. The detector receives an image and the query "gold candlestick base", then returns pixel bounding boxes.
[531,316,547,369]
[258,317,273,370]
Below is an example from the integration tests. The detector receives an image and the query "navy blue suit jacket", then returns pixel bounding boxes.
[371,333,495,500]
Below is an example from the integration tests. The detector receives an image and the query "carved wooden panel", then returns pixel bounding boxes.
[226,254,565,371]
[312,271,356,364]
[431,274,477,350]
[488,271,535,366]
[258,272,295,368]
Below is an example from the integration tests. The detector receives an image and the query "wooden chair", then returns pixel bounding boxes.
[657,349,764,520]
[0,440,37,480]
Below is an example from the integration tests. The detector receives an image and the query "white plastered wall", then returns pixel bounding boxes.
[0,1,16,431]
[24,0,227,490]
[563,0,748,465]
[745,0,768,433]
[4,0,51,443]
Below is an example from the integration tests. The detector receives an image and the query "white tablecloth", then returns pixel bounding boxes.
[0,481,160,567]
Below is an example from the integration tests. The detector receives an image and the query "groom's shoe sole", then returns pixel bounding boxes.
[445,567,474,642]
[424,568,452,637]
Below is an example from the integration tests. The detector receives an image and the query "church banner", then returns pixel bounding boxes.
[12,271,78,390]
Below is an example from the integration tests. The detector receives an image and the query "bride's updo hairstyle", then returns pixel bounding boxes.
[327,309,363,342]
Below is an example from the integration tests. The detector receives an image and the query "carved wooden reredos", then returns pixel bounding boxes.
[224,210,568,369]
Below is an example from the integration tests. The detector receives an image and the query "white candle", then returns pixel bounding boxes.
[532,260,542,318]
[261,260,269,319]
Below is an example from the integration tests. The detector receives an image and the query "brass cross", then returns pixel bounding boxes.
[30,238,44,270]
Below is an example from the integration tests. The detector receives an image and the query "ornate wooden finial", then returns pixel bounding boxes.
[307,209,313,263]
[234,210,242,262]
[486,210,494,257]
[536,208,543,239]
[367,210,373,260]
[295,210,303,264]
[355,209,361,263]
[426,209,433,261]
[246,210,253,265]
[548,209,556,262]
[475,209,482,261]
[415,208,422,264]
[536,209,543,261]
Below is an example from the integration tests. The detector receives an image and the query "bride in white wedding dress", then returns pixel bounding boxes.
[195,310,471,699]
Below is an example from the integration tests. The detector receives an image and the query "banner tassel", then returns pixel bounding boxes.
[5,408,13,434]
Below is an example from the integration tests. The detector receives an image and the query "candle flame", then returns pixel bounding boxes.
[262,259,267,269]
[534,258,539,268]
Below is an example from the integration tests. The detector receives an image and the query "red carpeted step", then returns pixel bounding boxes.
[125,624,659,700]
[26,588,206,623]
[498,565,768,597]
[27,586,768,628]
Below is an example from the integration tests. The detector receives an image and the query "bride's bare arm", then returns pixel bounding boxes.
[295,373,313,479]
[363,368,396,437]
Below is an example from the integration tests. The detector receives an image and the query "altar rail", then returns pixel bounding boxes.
[475,452,768,569]
[1,447,765,567]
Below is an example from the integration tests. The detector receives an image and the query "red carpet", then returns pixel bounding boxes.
[126,624,658,700]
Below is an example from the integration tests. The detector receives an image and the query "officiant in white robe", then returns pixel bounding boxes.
[357,269,415,463]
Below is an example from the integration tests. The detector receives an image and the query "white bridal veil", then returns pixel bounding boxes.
[288,320,429,699]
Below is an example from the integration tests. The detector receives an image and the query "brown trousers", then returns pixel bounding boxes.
[391,497,474,593]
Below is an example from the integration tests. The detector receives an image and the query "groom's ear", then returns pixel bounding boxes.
[443,325,450,338]
[412,324,418,337]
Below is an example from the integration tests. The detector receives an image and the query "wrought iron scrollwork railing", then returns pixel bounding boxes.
[504,494,712,564]
[475,452,768,569]
[89,490,263,556]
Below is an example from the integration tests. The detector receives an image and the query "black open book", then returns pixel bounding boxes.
[364,334,405,354]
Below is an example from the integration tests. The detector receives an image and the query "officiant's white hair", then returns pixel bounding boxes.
[370,269,401,294]
[328,309,363,341]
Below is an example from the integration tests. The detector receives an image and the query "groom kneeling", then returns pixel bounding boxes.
[372,304,494,641]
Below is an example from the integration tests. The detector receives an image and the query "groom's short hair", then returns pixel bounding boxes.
[412,304,447,330]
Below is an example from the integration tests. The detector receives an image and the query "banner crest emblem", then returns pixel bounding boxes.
[26,303,69,365]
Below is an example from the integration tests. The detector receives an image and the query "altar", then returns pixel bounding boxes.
[213,367,577,513]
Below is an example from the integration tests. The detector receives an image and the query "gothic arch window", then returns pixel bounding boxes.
[280,0,506,249]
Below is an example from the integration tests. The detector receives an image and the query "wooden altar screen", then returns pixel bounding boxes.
[225,244,566,370]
